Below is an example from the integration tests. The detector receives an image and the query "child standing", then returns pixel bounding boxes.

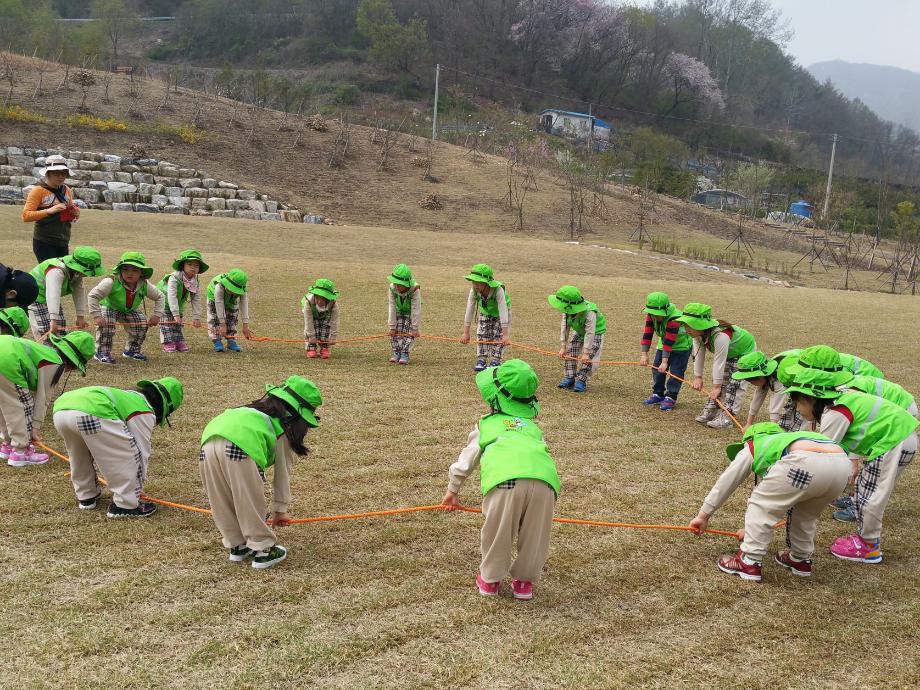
[207,269,252,353]
[301,279,340,360]
[28,246,105,339]
[88,252,164,364]
[688,422,850,581]
[157,249,208,353]
[675,303,757,429]
[53,377,184,517]
[0,308,30,337]
[547,285,606,393]
[639,291,693,411]
[459,264,511,372]
[787,349,918,564]
[442,359,560,601]
[0,331,94,466]
[387,264,421,365]
[199,375,323,569]
[734,350,806,431]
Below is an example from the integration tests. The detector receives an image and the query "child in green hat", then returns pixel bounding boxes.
[88,251,165,364]
[639,291,692,411]
[387,264,421,364]
[200,375,323,569]
[442,359,560,601]
[27,246,105,339]
[547,285,606,393]
[0,331,94,467]
[459,263,511,372]
[53,377,184,517]
[787,357,918,564]
[837,352,884,380]
[734,350,807,432]
[675,303,757,429]
[688,421,850,582]
[206,269,252,353]
[302,278,340,359]
[157,249,208,353]
[0,307,30,337]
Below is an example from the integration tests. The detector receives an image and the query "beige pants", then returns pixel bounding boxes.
[742,449,851,560]
[0,375,33,450]
[856,433,917,542]
[199,437,276,552]
[54,409,147,509]
[480,478,555,583]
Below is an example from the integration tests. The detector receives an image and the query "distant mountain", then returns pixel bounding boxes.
[808,60,920,132]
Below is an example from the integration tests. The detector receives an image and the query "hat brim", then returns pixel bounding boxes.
[309,287,339,301]
[643,306,669,316]
[173,258,209,273]
[265,384,320,427]
[464,274,500,288]
[547,295,589,314]
[475,367,540,419]
[116,262,154,279]
[137,379,175,426]
[784,363,852,387]
[725,442,745,461]
[42,165,71,175]
[674,315,719,331]
[784,384,843,400]
[63,256,105,277]
[732,360,777,380]
[388,275,414,287]
[220,278,246,295]
[49,335,89,375]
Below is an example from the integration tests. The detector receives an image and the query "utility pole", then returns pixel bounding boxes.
[822,133,838,220]
[431,63,440,140]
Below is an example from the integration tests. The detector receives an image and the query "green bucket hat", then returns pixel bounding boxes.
[475,358,540,419]
[173,249,209,274]
[732,351,777,381]
[773,349,802,387]
[464,263,500,288]
[137,376,184,426]
[388,264,415,287]
[113,251,154,280]
[547,285,589,315]
[49,330,94,375]
[725,421,784,460]
[63,246,105,277]
[266,375,323,428]
[308,278,339,301]
[218,269,248,296]
[785,368,845,401]
[643,291,671,316]
[785,344,852,386]
[0,307,29,337]
[674,302,719,331]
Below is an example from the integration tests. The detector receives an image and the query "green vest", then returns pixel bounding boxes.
[157,272,191,315]
[30,258,72,305]
[838,353,884,380]
[652,306,692,352]
[566,302,607,337]
[749,431,839,477]
[0,335,62,390]
[300,295,334,321]
[53,386,153,421]
[391,285,420,316]
[207,276,239,307]
[476,284,511,318]
[100,278,148,313]
[477,413,561,497]
[831,391,919,460]
[846,376,914,411]
[200,407,284,470]
[707,325,755,359]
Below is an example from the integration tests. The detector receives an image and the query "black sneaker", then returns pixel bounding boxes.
[252,544,288,569]
[229,545,255,562]
[107,501,157,518]
[78,494,101,510]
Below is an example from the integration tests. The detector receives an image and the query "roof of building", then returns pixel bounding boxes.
[539,109,612,129]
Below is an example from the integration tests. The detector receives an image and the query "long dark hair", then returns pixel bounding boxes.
[788,391,831,421]
[243,395,311,456]
[137,383,166,425]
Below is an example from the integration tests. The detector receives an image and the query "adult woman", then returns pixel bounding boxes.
[21,154,79,262]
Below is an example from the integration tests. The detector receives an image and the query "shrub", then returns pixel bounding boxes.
[334,84,361,105]
[65,114,129,132]
[0,105,49,124]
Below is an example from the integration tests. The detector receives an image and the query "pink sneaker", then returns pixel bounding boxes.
[176,342,190,353]
[163,343,177,353]
[306,349,317,359]
[7,445,49,467]
[0,442,11,459]
[476,573,500,597]
[511,579,534,601]
[830,534,883,564]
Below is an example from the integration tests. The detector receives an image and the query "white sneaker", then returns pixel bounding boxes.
[695,409,718,424]
[707,415,734,429]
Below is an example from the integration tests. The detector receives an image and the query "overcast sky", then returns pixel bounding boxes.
[629,0,920,74]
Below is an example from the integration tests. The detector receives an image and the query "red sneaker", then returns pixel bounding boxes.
[306,349,317,359]
[320,348,330,359]
[717,550,763,582]
[475,573,499,597]
[774,550,812,577]
[511,579,534,601]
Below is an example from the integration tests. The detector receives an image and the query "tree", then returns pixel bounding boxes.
[356,0,430,77]
[726,161,773,211]
[90,0,138,61]
[661,52,725,115]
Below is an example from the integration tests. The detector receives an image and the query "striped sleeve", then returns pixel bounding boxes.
[661,319,681,354]
[640,315,654,352]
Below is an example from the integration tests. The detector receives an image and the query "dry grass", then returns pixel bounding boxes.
[0,208,918,689]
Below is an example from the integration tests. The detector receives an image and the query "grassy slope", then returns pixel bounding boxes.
[0,208,918,689]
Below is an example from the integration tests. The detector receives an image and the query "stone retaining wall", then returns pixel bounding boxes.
[0,146,327,224]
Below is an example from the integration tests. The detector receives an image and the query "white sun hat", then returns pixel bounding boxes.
[41,154,71,176]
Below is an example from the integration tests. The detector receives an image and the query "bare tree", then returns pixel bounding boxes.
[72,70,96,111]
[0,53,15,107]
[100,71,114,103]
[328,114,351,169]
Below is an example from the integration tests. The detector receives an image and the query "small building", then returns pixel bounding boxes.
[788,199,813,218]
[690,188,751,210]
[538,109,612,145]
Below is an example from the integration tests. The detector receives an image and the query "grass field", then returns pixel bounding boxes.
[1,207,918,689]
